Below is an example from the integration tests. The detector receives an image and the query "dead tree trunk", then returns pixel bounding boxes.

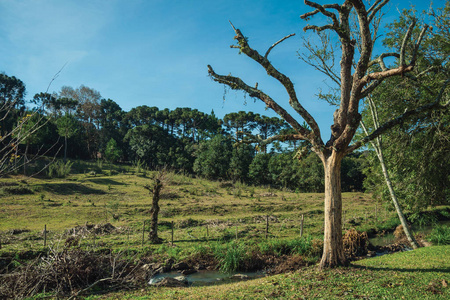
[145,178,163,244]
[320,150,347,268]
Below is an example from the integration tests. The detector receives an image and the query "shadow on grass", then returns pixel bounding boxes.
[352,264,450,273]
[87,178,126,186]
[38,183,106,195]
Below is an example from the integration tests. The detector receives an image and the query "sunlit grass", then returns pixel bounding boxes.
[0,168,443,255]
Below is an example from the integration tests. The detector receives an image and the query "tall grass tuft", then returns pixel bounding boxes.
[47,160,73,178]
[258,236,320,257]
[428,225,450,245]
[212,241,248,273]
[132,159,146,174]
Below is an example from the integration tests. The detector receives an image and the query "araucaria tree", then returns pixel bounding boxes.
[208,0,449,269]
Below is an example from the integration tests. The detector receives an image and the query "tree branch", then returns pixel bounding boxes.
[299,34,341,86]
[302,0,340,27]
[368,53,399,70]
[264,33,296,59]
[400,20,417,66]
[411,24,430,66]
[207,65,310,139]
[347,78,450,153]
[217,23,323,146]
[303,24,335,33]
[368,0,390,24]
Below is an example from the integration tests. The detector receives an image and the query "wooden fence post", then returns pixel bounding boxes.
[235,224,238,239]
[171,221,174,246]
[265,215,269,239]
[375,204,378,223]
[300,214,304,238]
[44,224,47,247]
[142,220,145,247]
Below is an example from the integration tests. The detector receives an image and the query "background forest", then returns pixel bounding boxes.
[0,77,367,193]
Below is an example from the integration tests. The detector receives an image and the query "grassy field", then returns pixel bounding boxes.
[0,167,387,255]
[1,165,448,299]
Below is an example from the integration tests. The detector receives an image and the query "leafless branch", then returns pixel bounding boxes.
[264,33,296,59]
[411,24,430,65]
[299,34,341,86]
[400,20,416,66]
[211,24,323,146]
[207,65,310,139]
[368,0,390,23]
[45,63,67,94]
[302,0,340,27]
[303,24,335,33]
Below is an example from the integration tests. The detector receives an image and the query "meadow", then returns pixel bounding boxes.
[0,162,448,299]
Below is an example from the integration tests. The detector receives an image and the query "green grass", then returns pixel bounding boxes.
[0,170,381,255]
[0,170,446,258]
[1,165,449,299]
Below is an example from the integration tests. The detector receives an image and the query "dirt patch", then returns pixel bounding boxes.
[253,215,279,223]
[6,229,30,235]
[259,192,277,197]
[184,252,219,271]
[266,254,307,274]
[178,218,202,228]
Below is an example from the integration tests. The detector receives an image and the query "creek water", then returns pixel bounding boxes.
[149,270,265,286]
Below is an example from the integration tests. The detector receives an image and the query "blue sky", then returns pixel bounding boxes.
[0,0,443,141]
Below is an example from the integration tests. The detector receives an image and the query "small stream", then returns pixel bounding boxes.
[150,221,449,285]
[149,270,265,286]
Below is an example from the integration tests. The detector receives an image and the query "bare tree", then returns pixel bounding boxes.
[208,0,449,269]
[144,169,169,244]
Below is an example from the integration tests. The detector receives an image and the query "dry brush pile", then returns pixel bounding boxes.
[0,248,146,299]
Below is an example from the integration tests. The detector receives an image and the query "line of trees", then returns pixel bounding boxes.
[0,75,366,191]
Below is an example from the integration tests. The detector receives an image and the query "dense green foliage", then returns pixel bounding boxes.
[0,75,366,191]
[361,2,450,211]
